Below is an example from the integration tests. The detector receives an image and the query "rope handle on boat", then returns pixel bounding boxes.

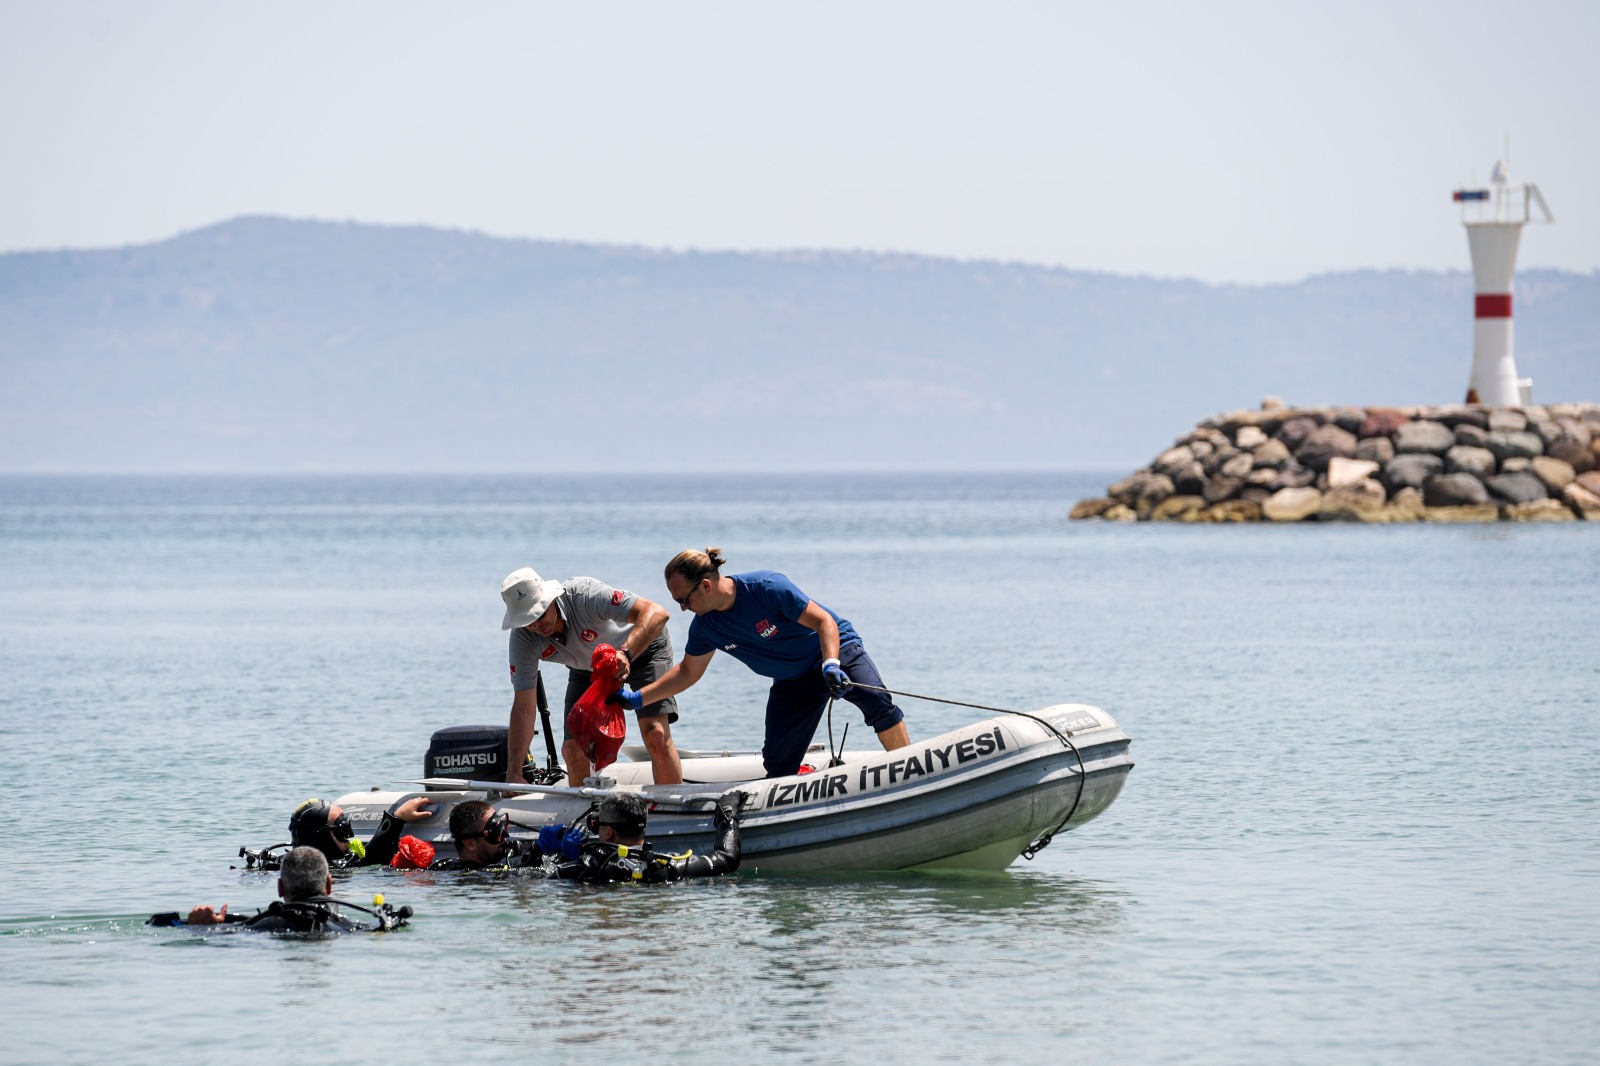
[838,681,1088,860]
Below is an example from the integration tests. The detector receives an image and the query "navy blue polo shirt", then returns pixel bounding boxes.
[683,571,860,680]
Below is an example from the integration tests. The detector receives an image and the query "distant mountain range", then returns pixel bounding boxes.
[2,216,1595,472]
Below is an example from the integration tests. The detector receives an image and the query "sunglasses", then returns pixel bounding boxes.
[673,577,705,609]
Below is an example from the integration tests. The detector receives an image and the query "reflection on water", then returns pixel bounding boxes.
[444,869,1132,1048]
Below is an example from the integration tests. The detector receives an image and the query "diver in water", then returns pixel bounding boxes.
[240,795,437,871]
[432,795,741,882]
[552,792,742,884]
[429,799,549,870]
[149,846,412,933]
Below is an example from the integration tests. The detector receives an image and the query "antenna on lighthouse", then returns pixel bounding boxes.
[1451,154,1554,407]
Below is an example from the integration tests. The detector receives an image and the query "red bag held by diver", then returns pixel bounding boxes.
[390,835,435,869]
[566,643,627,772]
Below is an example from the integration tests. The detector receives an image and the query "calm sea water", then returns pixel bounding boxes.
[2,473,1597,1064]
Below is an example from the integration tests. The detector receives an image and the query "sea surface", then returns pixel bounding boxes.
[2,473,1597,1064]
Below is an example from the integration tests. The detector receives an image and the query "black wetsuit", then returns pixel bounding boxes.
[241,811,410,871]
[545,815,741,883]
[148,896,410,933]
[428,806,742,881]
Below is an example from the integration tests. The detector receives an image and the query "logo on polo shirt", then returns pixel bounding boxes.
[755,619,778,638]
[509,664,516,674]
[540,646,558,660]
[581,628,597,642]
[611,590,625,606]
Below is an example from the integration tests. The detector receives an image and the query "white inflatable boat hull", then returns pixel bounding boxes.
[333,702,1133,873]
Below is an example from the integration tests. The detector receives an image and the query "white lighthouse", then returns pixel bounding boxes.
[1454,161,1553,407]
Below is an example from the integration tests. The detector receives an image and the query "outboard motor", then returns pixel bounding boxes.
[424,725,535,788]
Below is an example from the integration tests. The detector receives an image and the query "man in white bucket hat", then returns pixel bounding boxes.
[501,567,682,786]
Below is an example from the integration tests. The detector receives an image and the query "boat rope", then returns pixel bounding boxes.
[841,682,1088,860]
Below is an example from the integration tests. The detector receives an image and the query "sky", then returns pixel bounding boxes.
[1,0,1596,283]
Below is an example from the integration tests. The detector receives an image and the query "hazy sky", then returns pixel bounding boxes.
[2,1,1595,282]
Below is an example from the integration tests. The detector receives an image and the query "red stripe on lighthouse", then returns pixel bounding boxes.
[1475,294,1512,318]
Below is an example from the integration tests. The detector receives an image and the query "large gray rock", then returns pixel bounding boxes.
[1382,453,1444,493]
[1109,470,1163,506]
[1263,486,1322,521]
[1485,472,1549,504]
[1275,416,1320,451]
[1434,407,1489,429]
[1444,445,1496,479]
[1219,452,1254,480]
[1203,475,1245,504]
[1134,473,1178,517]
[1239,486,1273,505]
[1203,446,1243,477]
[1424,472,1490,507]
[1172,462,1207,496]
[1548,438,1595,474]
[1355,436,1395,465]
[1530,421,1563,448]
[1485,430,1544,463]
[1295,424,1358,471]
[1152,446,1195,479]
[1453,423,1489,448]
[1554,418,1593,448]
[1530,456,1576,494]
[1488,409,1528,432]
[1252,439,1291,467]
[1270,461,1317,490]
[1234,425,1267,450]
[1331,407,1367,434]
[1320,479,1387,520]
[1393,420,1455,455]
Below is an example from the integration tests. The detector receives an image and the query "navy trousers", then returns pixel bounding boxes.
[762,642,903,777]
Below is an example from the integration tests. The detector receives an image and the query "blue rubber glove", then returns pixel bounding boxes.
[821,659,849,698]
[607,687,643,711]
[537,824,586,861]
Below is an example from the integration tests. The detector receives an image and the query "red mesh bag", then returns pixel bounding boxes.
[566,643,627,771]
[390,835,435,869]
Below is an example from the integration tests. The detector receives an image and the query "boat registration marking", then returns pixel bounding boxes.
[762,727,1009,809]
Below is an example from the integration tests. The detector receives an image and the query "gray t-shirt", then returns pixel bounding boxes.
[508,576,637,692]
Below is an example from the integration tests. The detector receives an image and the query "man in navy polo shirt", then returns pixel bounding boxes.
[617,547,910,777]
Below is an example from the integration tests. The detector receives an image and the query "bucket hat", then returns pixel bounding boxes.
[500,567,565,630]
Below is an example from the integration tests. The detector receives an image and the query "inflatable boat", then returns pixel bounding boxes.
[332,702,1133,873]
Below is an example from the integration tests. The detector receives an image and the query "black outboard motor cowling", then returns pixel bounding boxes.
[425,725,534,787]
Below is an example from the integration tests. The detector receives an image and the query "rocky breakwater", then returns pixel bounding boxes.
[1071,399,1600,523]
